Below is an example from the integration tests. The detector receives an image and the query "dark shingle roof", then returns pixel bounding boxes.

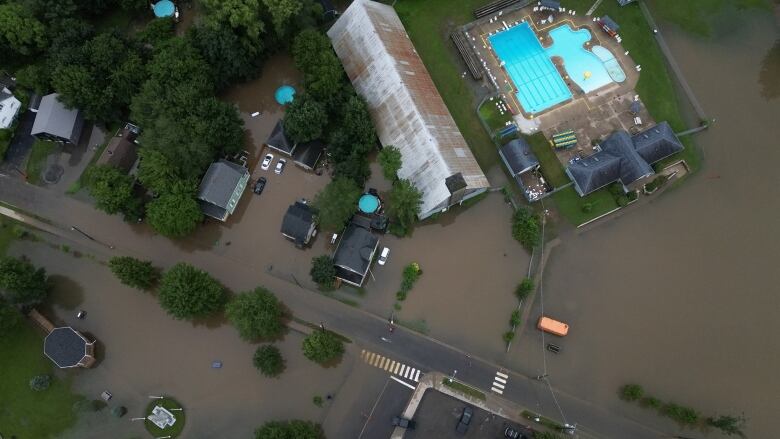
[567,153,623,195]
[197,160,249,219]
[333,221,379,285]
[600,130,653,185]
[44,327,87,368]
[499,138,540,176]
[281,201,315,246]
[266,120,296,155]
[631,121,683,165]
[292,139,325,170]
[541,0,561,10]
[600,15,620,31]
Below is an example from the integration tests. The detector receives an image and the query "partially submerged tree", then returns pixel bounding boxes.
[146,187,203,238]
[377,146,402,181]
[0,256,49,307]
[302,330,344,364]
[84,165,136,215]
[313,178,361,230]
[226,287,285,340]
[387,179,422,236]
[310,255,336,290]
[108,256,160,290]
[511,208,541,250]
[253,344,284,377]
[283,94,327,143]
[158,263,226,319]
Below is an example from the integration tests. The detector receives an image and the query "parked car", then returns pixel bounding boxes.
[378,247,390,265]
[261,153,273,170]
[392,416,415,429]
[253,177,267,195]
[456,406,473,434]
[504,426,522,438]
[275,158,286,175]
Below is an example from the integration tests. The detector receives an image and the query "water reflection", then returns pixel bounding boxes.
[759,39,780,100]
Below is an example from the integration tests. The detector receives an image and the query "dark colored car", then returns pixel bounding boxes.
[392,416,416,429]
[253,177,267,195]
[504,426,523,438]
[456,406,473,434]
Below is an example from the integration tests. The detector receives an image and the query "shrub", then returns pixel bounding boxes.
[108,256,160,290]
[515,277,534,301]
[312,395,323,407]
[502,331,515,343]
[640,396,662,409]
[396,262,422,301]
[29,374,51,391]
[226,287,284,340]
[310,255,336,290]
[302,330,344,364]
[377,145,402,181]
[616,195,629,207]
[511,208,541,250]
[158,263,226,320]
[0,256,49,306]
[253,345,284,377]
[510,310,521,327]
[707,414,747,437]
[581,202,593,213]
[661,402,699,426]
[619,384,644,402]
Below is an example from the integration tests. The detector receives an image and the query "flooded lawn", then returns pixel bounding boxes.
[11,241,353,439]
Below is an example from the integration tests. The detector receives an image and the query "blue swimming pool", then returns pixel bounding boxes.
[153,0,175,18]
[489,23,572,114]
[546,24,625,93]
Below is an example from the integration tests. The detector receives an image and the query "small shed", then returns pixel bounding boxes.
[44,327,96,369]
[31,93,84,145]
[281,201,317,247]
[598,16,620,37]
[266,120,297,156]
[498,138,540,176]
[197,160,249,221]
[292,139,325,171]
[540,0,561,11]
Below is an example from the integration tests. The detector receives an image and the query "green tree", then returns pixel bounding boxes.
[0,256,48,306]
[146,187,203,238]
[201,0,266,55]
[291,29,344,105]
[510,310,521,327]
[137,148,180,195]
[254,420,324,439]
[387,179,422,236]
[188,24,261,89]
[0,298,22,336]
[302,330,344,364]
[262,0,303,37]
[511,208,541,250]
[619,384,644,402]
[0,3,46,57]
[158,263,226,319]
[310,255,336,289]
[84,165,136,215]
[29,374,52,391]
[108,256,159,290]
[661,402,699,426]
[137,17,176,47]
[253,345,284,377]
[226,287,284,340]
[515,277,534,301]
[378,146,402,181]
[707,414,747,437]
[15,62,51,94]
[502,331,515,343]
[313,178,361,230]
[283,94,327,143]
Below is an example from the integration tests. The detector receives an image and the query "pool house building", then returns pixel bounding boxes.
[328,0,490,220]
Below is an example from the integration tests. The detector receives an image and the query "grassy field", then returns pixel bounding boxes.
[552,186,619,226]
[25,139,57,185]
[0,323,83,438]
[525,133,568,188]
[395,0,501,170]
[478,99,513,134]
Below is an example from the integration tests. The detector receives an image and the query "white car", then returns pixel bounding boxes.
[378,247,390,265]
[275,158,287,175]
[261,153,273,170]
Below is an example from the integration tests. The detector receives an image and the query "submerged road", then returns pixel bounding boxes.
[0,175,662,439]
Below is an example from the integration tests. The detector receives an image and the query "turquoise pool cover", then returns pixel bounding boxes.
[275,85,295,105]
[489,22,572,114]
[358,194,380,214]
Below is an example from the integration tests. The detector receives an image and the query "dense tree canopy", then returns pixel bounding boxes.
[188,24,261,90]
[84,165,136,215]
[158,263,226,319]
[200,0,266,56]
[225,287,285,340]
[283,94,327,143]
[146,189,203,239]
[0,256,48,307]
[291,29,345,106]
[137,17,176,47]
[377,146,402,181]
[387,179,422,236]
[511,208,541,250]
[302,330,344,364]
[255,420,324,439]
[313,178,361,230]
[310,255,336,290]
[0,3,46,58]
[262,0,302,37]
[253,344,284,377]
[108,256,159,290]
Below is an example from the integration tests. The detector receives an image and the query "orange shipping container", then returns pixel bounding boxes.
[537,316,569,336]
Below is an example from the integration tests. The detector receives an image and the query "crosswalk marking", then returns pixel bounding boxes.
[361,350,422,383]
[491,371,509,394]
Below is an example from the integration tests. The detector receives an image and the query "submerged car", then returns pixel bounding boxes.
[275,158,286,175]
[253,177,267,195]
[261,153,273,170]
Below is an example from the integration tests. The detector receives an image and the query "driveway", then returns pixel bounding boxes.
[1,109,35,175]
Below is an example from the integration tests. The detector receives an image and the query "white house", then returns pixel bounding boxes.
[0,87,21,130]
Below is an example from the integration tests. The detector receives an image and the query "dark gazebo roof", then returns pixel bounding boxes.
[499,138,540,176]
[292,139,325,170]
[44,327,90,368]
[600,15,620,31]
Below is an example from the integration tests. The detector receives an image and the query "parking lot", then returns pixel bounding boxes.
[405,390,533,439]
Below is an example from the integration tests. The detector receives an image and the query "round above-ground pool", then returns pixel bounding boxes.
[275,85,295,105]
[358,194,380,214]
[153,0,175,18]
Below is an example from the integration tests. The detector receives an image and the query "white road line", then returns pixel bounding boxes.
[390,376,416,390]
[491,387,504,394]
[414,370,421,381]
[492,382,505,389]
[399,364,407,376]
[495,371,509,379]
[405,368,414,379]
[494,376,507,384]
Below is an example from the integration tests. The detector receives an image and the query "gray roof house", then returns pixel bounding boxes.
[499,138,540,176]
[333,219,379,287]
[31,93,84,144]
[197,160,250,221]
[0,87,21,129]
[281,201,317,247]
[292,139,325,171]
[266,120,296,155]
[566,122,683,196]
[44,327,96,369]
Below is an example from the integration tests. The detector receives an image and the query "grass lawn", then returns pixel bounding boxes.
[478,99,513,134]
[25,139,57,185]
[0,217,18,255]
[0,323,83,438]
[524,133,568,188]
[395,0,501,170]
[552,186,619,226]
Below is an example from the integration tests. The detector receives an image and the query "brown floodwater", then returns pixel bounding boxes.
[510,8,780,438]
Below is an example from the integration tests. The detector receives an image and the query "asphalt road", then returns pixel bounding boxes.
[0,175,663,439]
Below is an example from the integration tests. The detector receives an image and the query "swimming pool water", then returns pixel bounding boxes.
[153,0,175,18]
[275,85,296,105]
[489,23,572,114]
[546,25,625,93]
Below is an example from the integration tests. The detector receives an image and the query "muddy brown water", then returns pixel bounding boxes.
[511,9,780,438]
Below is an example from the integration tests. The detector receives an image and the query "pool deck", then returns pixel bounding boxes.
[461,5,654,165]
